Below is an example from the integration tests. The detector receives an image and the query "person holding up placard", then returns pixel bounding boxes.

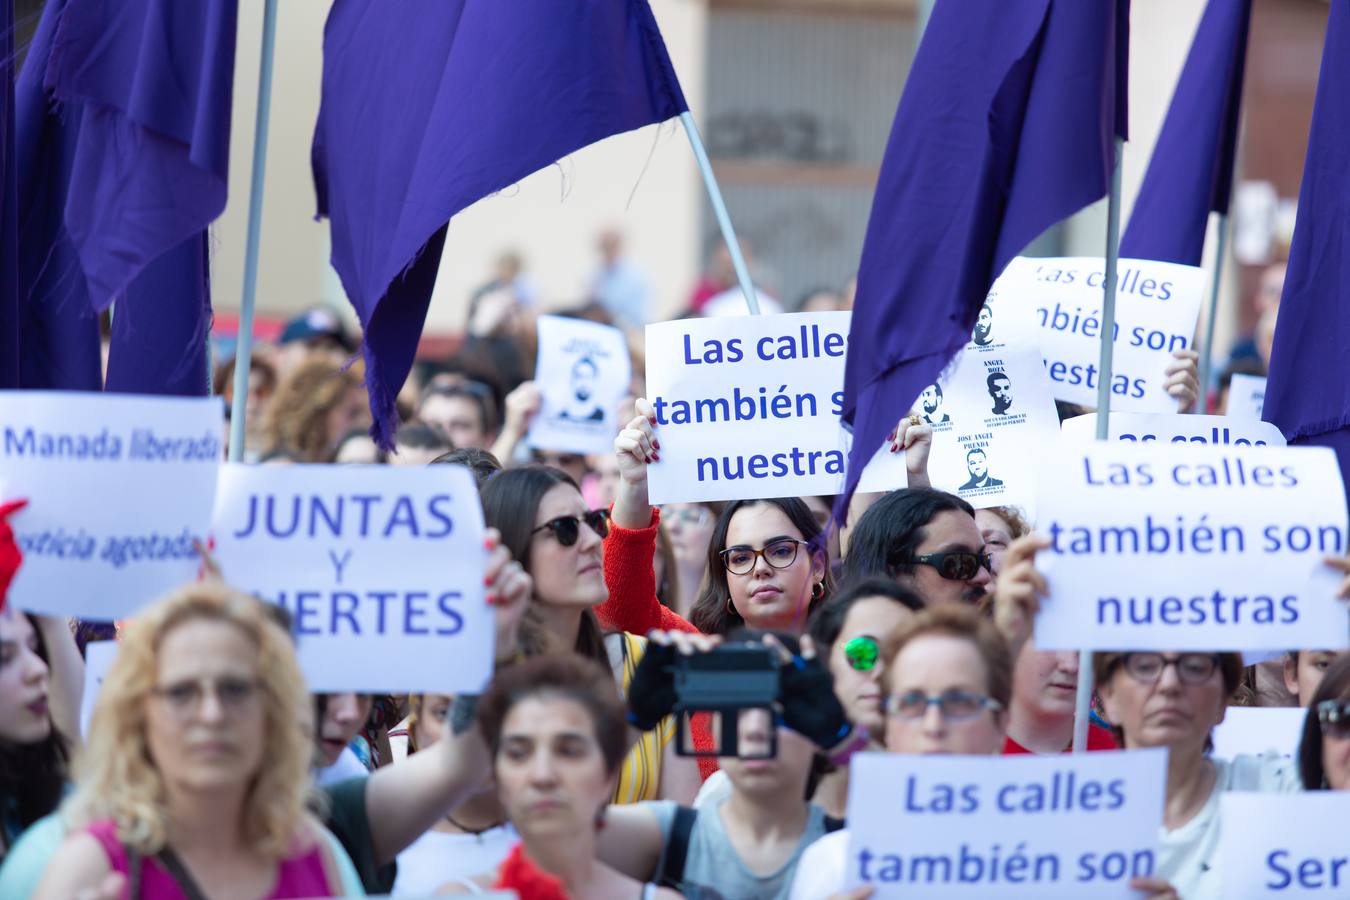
[441,654,681,898]
[481,465,701,804]
[1298,653,1350,791]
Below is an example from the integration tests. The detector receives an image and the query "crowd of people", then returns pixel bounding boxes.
[0,245,1341,900]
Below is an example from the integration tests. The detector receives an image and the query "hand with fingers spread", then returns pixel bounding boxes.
[764,633,854,750]
[887,415,933,488]
[993,534,1050,657]
[1164,349,1200,413]
[484,528,532,664]
[626,629,723,731]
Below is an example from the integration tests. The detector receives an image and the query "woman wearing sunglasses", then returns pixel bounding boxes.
[481,465,701,805]
[1298,652,1350,790]
[804,578,924,817]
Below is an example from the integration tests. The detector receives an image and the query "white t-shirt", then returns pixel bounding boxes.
[392,824,519,896]
[788,829,850,900]
[1158,752,1301,900]
[315,745,368,787]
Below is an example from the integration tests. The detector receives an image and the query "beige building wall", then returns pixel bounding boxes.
[213,0,707,333]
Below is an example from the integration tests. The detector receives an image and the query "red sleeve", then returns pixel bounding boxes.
[596,506,698,636]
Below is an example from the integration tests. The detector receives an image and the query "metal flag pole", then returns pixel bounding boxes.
[227,0,280,462]
[1074,135,1125,754]
[679,111,761,315]
[1194,213,1230,413]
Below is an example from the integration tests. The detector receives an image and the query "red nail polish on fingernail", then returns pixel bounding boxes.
[653,454,660,462]
[483,538,494,550]
[887,431,896,442]
[483,575,494,587]
[891,443,899,452]
[653,440,661,450]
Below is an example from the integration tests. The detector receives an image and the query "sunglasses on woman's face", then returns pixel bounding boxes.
[531,509,611,547]
[1318,699,1350,740]
[843,635,880,672]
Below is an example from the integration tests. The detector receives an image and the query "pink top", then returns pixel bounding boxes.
[86,819,336,899]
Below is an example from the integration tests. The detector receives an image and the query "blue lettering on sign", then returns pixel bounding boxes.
[1266,849,1350,890]
[265,589,466,637]
[233,494,456,540]
[854,844,1060,885]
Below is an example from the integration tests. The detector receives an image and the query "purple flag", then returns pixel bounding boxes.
[1264,1,1350,501]
[837,0,1128,519]
[0,0,15,389]
[14,0,233,395]
[312,0,688,447]
[1120,0,1250,265]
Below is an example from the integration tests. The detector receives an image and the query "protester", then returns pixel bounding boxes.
[314,693,375,785]
[442,654,681,898]
[480,465,700,803]
[660,502,723,621]
[418,381,499,452]
[432,447,503,487]
[800,578,924,817]
[591,229,651,330]
[275,308,354,376]
[34,582,360,898]
[386,694,517,896]
[841,488,993,605]
[390,422,454,467]
[487,380,542,465]
[973,505,1029,575]
[1284,649,1340,707]
[331,428,387,465]
[214,354,278,460]
[1297,653,1350,790]
[260,356,370,463]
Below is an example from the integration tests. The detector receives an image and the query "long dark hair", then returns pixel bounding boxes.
[689,497,832,635]
[1299,653,1350,789]
[480,465,608,662]
[842,488,975,581]
[0,614,70,846]
[807,577,924,651]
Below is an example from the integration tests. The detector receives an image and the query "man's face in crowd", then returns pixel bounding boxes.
[990,376,1012,412]
[419,394,489,450]
[921,386,941,415]
[901,509,991,606]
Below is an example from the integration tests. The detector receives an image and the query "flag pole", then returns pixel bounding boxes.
[227,0,280,462]
[1075,135,1125,754]
[679,111,761,316]
[1194,212,1229,413]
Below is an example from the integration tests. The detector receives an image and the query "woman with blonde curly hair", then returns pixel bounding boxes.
[261,356,370,463]
[35,582,356,898]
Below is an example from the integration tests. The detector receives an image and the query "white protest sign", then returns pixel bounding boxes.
[1034,442,1349,651]
[80,640,118,738]
[1211,707,1306,760]
[1227,373,1268,421]
[528,315,632,455]
[989,257,1205,413]
[1220,794,1350,897]
[857,346,1061,510]
[211,464,491,693]
[645,311,863,504]
[0,392,222,619]
[1061,413,1287,448]
[847,749,1166,898]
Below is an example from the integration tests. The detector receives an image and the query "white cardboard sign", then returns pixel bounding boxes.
[1034,442,1349,651]
[1227,373,1268,421]
[1061,412,1287,448]
[847,749,1166,898]
[0,392,222,619]
[1220,794,1350,897]
[210,464,492,693]
[1211,707,1306,761]
[988,257,1205,413]
[80,640,118,738]
[528,315,632,455]
[857,346,1062,511]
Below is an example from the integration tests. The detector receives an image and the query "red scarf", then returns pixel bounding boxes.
[0,499,27,614]
[493,843,571,900]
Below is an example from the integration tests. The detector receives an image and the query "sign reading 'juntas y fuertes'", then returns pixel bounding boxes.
[0,392,222,620]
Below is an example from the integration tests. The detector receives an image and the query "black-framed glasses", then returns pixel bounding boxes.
[720,538,806,575]
[886,690,1002,721]
[151,677,260,718]
[1121,653,1221,686]
[1317,700,1350,740]
[902,551,992,581]
[843,635,880,672]
[531,509,610,547]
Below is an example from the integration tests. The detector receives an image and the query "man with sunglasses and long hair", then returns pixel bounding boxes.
[842,488,993,607]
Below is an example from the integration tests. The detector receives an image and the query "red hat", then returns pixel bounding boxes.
[0,499,27,614]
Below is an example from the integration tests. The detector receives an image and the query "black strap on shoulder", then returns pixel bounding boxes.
[127,846,142,900]
[823,814,846,833]
[656,805,698,889]
[154,846,211,900]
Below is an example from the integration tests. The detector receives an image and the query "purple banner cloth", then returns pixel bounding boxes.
[1264,1,1350,502]
[0,0,15,388]
[1120,0,1250,266]
[836,0,1129,521]
[312,0,688,448]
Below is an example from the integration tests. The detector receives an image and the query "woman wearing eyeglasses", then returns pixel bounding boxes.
[662,501,723,620]
[481,465,701,805]
[35,582,360,899]
[1298,652,1350,790]
[804,578,924,817]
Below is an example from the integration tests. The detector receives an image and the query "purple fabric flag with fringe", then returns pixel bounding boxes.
[312,0,688,448]
[1120,0,1250,265]
[0,0,15,389]
[14,0,232,394]
[836,0,1128,522]
[1264,0,1350,503]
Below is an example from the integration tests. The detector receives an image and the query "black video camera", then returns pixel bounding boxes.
[672,642,780,758]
